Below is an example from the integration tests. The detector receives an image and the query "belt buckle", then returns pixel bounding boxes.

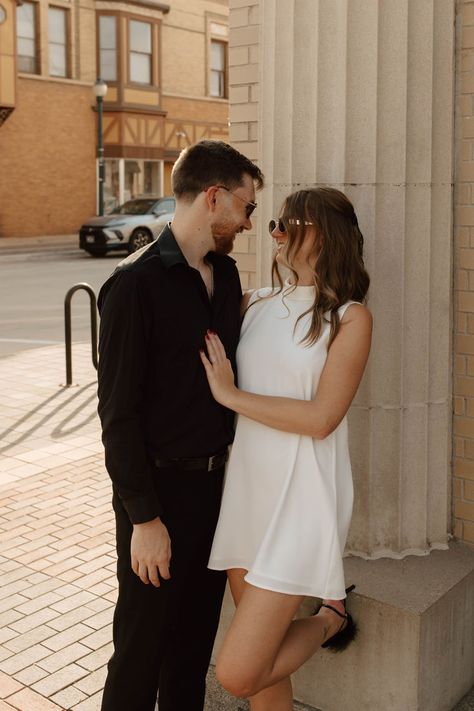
[208,455,217,472]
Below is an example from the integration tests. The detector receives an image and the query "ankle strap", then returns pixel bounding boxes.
[320,603,347,619]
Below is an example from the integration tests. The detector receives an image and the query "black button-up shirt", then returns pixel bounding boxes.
[97,225,242,524]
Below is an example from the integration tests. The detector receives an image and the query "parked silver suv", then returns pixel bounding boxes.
[79,196,175,257]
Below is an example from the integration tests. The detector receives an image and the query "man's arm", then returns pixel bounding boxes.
[98,269,171,586]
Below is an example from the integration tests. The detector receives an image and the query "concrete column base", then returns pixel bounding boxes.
[212,543,474,711]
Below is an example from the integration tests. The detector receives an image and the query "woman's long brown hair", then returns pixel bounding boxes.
[267,187,370,348]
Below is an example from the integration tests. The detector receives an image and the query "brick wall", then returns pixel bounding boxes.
[454,0,474,547]
[228,0,260,289]
[0,78,96,237]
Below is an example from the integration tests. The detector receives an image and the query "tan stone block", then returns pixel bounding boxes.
[467,400,474,419]
[229,25,259,47]
[458,183,472,205]
[463,3,474,26]
[463,115,474,138]
[461,72,474,94]
[468,314,474,333]
[229,123,249,143]
[453,517,463,539]
[456,334,474,354]
[249,44,259,63]
[459,94,474,118]
[455,457,474,480]
[230,63,259,83]
[229,7,249,28]
[457,226,471,247]
[249,5,260,24]
[229,46,249,66]
[458,312,468,333]
[454,355,466,375]
[463,26,474,49]
[460,139,473,162]
[454,477,463,500]
[464,439,474,459]
[464,521,474,543]
[458,291,474,311]
[455,397,466,416]
[454,415,474,437]
[456,205,474,225]
[456,268,469,290]
[230,102,258,122]
[467,356,474,375]
[229,85,249,103]
[465,480,474,501]
[458,248,474,269]
[462,51,474,72]
[455,499,474,520]
[459,161,474,182]
[455,436,465,457]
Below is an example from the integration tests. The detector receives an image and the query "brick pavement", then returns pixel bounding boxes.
[0,342,472,711]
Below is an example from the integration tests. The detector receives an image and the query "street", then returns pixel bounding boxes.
[0,243,122,358]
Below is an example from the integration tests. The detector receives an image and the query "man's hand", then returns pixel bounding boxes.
[131,516,171,587]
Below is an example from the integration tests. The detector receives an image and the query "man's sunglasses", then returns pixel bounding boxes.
[216,185,257,219]
[268,218,315,234]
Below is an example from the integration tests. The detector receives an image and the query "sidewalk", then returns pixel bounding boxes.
[0,343,316,711]
[0,342,473,711]
[0,235,77,255]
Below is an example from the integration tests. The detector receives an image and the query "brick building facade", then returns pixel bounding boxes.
[454,0,474,548]
[0,0,229,237]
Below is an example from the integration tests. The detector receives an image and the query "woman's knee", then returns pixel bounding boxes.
[215,656,262,698]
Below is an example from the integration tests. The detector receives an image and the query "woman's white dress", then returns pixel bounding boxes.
[208,283,358,600]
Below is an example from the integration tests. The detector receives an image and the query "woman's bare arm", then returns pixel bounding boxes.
[200,304,372,439]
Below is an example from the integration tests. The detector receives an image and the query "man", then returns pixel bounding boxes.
[97,140,264,711]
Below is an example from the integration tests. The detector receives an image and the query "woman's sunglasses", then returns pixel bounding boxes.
[268,218,316,235]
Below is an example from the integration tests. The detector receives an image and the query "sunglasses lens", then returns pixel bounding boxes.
[246,204,256,219]
[268,219,276,233]
[278,220,286,233]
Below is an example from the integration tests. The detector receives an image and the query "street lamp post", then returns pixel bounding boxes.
[92,79,108,216]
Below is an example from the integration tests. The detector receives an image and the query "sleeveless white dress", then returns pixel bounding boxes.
[208,282,358,600]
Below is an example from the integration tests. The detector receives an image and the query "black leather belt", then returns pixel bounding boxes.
[154,449,228,472]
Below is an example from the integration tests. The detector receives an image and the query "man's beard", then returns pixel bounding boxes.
[211,220,239,255]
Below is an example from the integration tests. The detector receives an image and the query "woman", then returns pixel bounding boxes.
[200,187,372,710]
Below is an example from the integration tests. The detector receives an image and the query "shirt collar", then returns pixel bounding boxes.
[156,224,187,269]
[157,223,236,269]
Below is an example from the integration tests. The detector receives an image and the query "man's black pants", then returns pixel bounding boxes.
[101,465,227,711]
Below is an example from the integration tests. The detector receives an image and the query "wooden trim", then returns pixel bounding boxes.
[105,144,165,159]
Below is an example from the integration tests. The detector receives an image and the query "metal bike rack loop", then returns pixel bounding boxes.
[64,283,98,387]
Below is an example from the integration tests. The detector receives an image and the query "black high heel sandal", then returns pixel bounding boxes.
[318,584,358,653]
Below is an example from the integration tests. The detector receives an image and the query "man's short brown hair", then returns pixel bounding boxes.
[171,140,264,200]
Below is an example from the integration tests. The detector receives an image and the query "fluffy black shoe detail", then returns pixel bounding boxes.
[318,584,357,653]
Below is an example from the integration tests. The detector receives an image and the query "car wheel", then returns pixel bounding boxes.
[129,228,153,253]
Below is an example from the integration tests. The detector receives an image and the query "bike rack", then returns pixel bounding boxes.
[64,283,98,387]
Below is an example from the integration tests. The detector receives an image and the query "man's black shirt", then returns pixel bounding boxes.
[97,225,242,524]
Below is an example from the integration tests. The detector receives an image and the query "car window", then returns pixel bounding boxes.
[110,199,156,215]
[153,199,175,214]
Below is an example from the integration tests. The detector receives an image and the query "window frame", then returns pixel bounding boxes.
[128,18,153,86]
[16,0,39,75]
[209,38,228,99]
[98,14,119,83]
[47,5,70,78]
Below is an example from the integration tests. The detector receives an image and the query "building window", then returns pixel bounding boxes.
[129,20,152,85]
[48,7,68,77]
[16,1,38,74]
[99,15,117,82]
[210,40,227,98]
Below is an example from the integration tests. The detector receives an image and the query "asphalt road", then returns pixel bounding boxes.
[0,243,122,358]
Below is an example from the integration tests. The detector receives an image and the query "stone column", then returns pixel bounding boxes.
[258,0,454,559]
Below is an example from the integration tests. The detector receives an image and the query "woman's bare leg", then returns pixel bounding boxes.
[216,580,343,699]
[226,569,294,711]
